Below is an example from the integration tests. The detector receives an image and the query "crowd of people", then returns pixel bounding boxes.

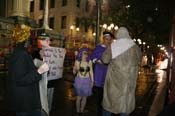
[72,27,142,116]
[6,24,143,116]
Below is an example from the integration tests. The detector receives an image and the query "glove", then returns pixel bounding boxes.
[37,63,49,74]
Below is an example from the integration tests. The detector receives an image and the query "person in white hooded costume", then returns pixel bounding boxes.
[102,27,142,116]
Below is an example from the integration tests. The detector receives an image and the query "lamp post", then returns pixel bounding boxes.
[75,27,79,47]
[143,42,146,53]
[70,25,74,47]
[76,27,79,38]
[93,32,96,47]
[70,25,74,38]
[95,0,101,45]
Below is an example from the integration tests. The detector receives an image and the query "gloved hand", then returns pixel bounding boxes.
[37,63,49,74]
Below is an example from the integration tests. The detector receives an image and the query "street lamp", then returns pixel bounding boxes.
[93,32,96,47]
[114,26,119,30]
[102,23,118,35]
[76,27,79,32]
[76,27,79,38]
[70,25,74,47]
[70,25,74,33]
[75,27,79,47]
[103,24,107,30]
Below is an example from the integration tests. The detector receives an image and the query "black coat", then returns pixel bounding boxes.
[6,44,42,112]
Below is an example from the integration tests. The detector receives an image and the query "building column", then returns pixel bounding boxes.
[11,0,30,17]
[42,0,50,29]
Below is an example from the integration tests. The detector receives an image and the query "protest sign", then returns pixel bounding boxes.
[43,47,66,80]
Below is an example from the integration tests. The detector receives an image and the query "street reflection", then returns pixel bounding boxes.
[65,82,76,101]
[156,69,166,83]
[136,68,148,96]
[148,70,167,116]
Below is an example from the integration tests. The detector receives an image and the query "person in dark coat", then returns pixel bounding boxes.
[6,24,49,116]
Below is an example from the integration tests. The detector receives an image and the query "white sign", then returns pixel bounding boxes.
[43,47,66,80]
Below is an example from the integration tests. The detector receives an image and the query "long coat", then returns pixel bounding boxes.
[102,44,141,114]
[6,44,42,112]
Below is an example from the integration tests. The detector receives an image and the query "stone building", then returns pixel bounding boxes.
[29,0,96,49]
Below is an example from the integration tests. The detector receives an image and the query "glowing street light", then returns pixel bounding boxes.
[76,27,79,32]
[110,23,114,28]
[114,26,118,30]
[70,25,75,46]
[103,24,107,29]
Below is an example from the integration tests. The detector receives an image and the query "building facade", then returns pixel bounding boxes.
[29,0,96,49]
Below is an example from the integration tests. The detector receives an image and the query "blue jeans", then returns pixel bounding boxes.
[120,113,129,116]
[103,109,129,116]
[16,109,42,116]
[103,109,111,116]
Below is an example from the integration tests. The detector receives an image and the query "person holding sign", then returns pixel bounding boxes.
[36,33,66,113]
[37,33,54,113]
[73,48,94,114]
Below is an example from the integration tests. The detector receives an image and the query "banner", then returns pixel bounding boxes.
[43,47,66,80]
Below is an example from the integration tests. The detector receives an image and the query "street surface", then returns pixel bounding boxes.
[0,67,167,116]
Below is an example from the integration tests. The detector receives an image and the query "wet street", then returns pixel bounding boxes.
[0,67,167,116]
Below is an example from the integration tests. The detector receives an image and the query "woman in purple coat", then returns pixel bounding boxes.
[91,31,113,116]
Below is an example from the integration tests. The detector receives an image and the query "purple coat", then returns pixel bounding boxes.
[91,44,108,87]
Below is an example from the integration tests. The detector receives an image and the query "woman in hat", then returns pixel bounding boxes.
[73,47,94,114]
[7,24,49,116]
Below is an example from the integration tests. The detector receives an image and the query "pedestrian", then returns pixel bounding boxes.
[91,31,113,116]
[73,47,94,114]
[101,27,142,116]
[36,33,55,113]
[6,24,49,116]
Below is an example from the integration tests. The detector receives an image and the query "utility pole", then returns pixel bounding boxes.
[95,0,100,45]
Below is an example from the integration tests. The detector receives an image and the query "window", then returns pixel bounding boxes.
[50,0,55,8]
[38,19,43,27]
[75,17,80,27]
[49,17,55,29]
[30,1,34,12]
[40,0,44,10]
[61,16,67,29]
[0,0,6,17]
[62,0,67,6]
[76,0,81,8]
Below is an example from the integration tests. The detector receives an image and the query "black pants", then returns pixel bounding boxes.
[16,109,42,116]
[157,102,175,116]
[94,86,104,116]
